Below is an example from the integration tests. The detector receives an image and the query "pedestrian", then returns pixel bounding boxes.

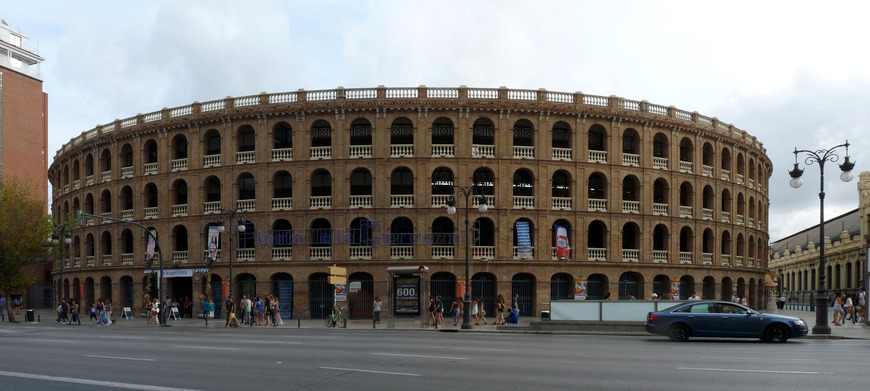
[495,294,506,325]
[264,296,272,327]
[845,294,857,325]
[208,299,215,319]
[0,294,6,316]
[426,296,436,326]
[688,291,701,301]
[649,293,658,300]
[450,297,462,326]
[777,293,786,310]
[272,295,282,326]
[255,296,263,326]
[512,294,519,315]
[373,296,382,324]
[68,300,81,325]
[475,298,487,325]
[604,292,612,300]
[506,308,519,324]
[832,292,845,326]
[55,298,68,324]
[184,296,192,318]
[89,302,97,323]
[104,299,113,325]
[201,299,208,320]
[244,295,253,326]
[226,297,239,327]
[14,296,21,315]
[150,298,160,325]
[96,298,105,326]
[434,296,444,327]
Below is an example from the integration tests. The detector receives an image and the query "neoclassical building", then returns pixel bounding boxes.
[49,86,771,319]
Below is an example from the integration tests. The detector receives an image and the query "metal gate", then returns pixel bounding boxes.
[550,275,573,301]
[472,275,497,315]
[618,273,639,300]
[348,278,373,319]
[211,278,222,318]
[274,279,293,319]
[511,274,534,316]
[586,276,606,300]
[309,274,333,319]
[430,273,456,314]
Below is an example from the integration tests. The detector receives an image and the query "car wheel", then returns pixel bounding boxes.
[763,324,789,343]
[668,324,690,342]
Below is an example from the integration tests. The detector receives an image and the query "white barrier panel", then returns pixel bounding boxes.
[550,300,684,321]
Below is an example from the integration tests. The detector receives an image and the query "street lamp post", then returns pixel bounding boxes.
[51,224,72,306]
[788,141,855,335]
[447,185,487,330]
[217,209,246,300]
[778,268,784,310]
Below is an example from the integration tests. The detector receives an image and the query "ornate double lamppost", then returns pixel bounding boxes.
[50,224,72,305]
[788,141,855,334]
[446,185,488,330]
[217,208,246,299]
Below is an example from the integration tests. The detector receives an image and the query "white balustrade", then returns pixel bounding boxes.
[144,207,158,219]
[236,151,255,164]
[310,146,332,159]
[172,204,188,217]
[653,250,668,263]
[101,171,111,183]
[101,212,112,223]
[350,246,373,259]
[552,197,572,210]
[736,214,744,226]
[702,208,713,221]
[588,199,607,212]
[721,254,730,266]
[390,246,414,259]
[679,160,693,173]
[74,179,80,190]
[203,249,221,262]
[203,154,221,167]
[203,201,221,214]
[748,178,755,189]
[653,203,669,216]
[121,166,133,178]
[431,144,454,157]
[171,158,188,171]
[587,248,607,261]
[721,169,731,181]
[349,145,372,158]
[622,200,640,213]
[237,248,255,261]
[679,205,693,218]
[172,251,189,264]
[679,252,693,264]
[144,163,157,175]
[622,249,640,262]
[721,211,731,223]
[473,195,495,209]
[431,194,451,207]
[85,175,94,186]
[513,196,534,209]
[86,256,95,267]
[391,195,414,208]
[431,245,454,259]
[310,196,332,209]
[702,165,713,177]
[390,145,414,157]
[736,174,744,185]
[622,153,640,167]
[588,150,607,163]
[121,253,134,265]
[736,255,744,267]
[472,246,495,259]
[748,218,754,228]
[350,195,373,208]
[513,146,534,159]
[121,209,133,221]
[552,148,572,161]
[653,157,668,170]
[272,197,293,210]
[471,144,495,158]
[101,255,112,266]
[702,253,713,265]
[513,246,535,259]
[271,148,293,161]
[272,248,293,261]
[236,199,255,211]
[310,247,332,260]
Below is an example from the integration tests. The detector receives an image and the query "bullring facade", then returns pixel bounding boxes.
[49,85,771,319]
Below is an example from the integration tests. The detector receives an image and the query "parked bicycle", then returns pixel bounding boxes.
[325,306,347,328]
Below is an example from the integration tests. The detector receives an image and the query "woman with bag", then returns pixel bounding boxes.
[495,295,506,325]
[845,294,856,324]
[832,293,845,326]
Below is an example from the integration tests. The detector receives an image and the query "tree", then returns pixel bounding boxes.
[0,177,51,322]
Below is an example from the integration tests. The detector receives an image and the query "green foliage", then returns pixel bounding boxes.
[0,177,52,316]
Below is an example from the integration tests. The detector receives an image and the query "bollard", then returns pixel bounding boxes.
[373,317,376,329]
[297,318,300,328]
[38,314,41,323]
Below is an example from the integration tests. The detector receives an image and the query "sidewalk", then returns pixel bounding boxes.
[768,307,870,339]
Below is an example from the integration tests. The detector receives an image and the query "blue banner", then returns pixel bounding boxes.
[516,221,532,258]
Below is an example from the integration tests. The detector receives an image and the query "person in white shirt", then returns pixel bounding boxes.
[687,292,701,301]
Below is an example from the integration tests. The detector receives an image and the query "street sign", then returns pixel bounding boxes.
[328,275,347,285]
[328,266,347,276]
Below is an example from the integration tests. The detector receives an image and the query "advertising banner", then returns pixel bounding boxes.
[457,277,469,299]
[222,278,230,301]
[574,277,587,300]
[79,281,85,301]
[394,276,420,315]
[555,225,569,260]
[671,279,680,300]
[145,235,156,262]
[335,284,347,302]
[516,221,532,259]
[207,226,220,262]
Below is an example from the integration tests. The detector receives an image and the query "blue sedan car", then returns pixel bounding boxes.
[645,300,808,342]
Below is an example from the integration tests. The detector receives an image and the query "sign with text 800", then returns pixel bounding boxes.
[394,276,420,315]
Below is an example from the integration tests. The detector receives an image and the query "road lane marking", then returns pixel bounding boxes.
[320,367,420,377]
[699,356,818,362]
[678,367,832,375]
[429,346,518,352]
[31,339,78,343]
[372,352,467,360]
[0,370,204,391]
[84,355,157,362]
[104,336,148,340]
[173,345,240,351]
[238,340,302,345]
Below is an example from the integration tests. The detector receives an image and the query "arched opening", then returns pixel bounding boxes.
[348,272,374,320]
[511,273,535,316]
[618,272,642,300]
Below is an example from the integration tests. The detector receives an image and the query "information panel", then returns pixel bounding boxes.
[394,276,420,315]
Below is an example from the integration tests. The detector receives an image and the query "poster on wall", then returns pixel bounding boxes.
[79,281,85,301]
[574,277,587,300]
[221,278,230,301]
[670,279,680,300]
[732,283,738,302]
[334,284,347,302]
[207,226,220,262]
[555,225,570,260]
[457,277,469,299]
[394,276,420,315]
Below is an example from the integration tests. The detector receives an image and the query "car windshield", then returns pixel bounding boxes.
[717,303,748,314]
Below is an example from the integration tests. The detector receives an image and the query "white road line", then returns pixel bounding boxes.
[31,339,78,343]
[698,356,818,362]
[173,345,240,351]
[429,346,518,352]
[372,352,467,360]
[319,367,420,377]
[103,336,148,340]
[678,367,832,375]
[84,355,157,362]
[0,370,204,391]
[238,340,302,345]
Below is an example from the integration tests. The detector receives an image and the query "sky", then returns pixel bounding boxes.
[4,0,869,242]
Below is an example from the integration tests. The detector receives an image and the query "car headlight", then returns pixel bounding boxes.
[793,320,805,326]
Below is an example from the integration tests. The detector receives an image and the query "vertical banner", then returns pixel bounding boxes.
[516,221,532,259]
[394,276,420,315]
[457,277,469,299]
[671,279,680,300]
[145,235,156,262]
[207,226,220,261]
[555,225,570,260]
[574,277,587,300]
[222,278,230,301]
[79,281,85,301]
[334,284,347,302]
[732,283,738,301]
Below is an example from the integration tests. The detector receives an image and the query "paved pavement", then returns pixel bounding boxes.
[6,307,869,339]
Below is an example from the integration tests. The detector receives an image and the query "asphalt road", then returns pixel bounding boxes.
[0,323,866,391]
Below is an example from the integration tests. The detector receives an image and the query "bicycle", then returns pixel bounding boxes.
[325,306,347,328]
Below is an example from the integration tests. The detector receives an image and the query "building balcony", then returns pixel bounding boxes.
[653,203,669,216]
[472,246,494,260]
[121,166,133,179]
[653,157,668,170]
[101,170,111,183]
[587,248,606,261]
[350,195,372,208]
[272,197,293,211]
[702,252,713,265]
[552,148,572,161]
[310,247,331,260]
[391,144,414,157]
[702,165,713,177]
[431,144,454,157]
[588,199,607,212]
[552,197,572,210]
[144,207,158,219]
[679,160,693,173]
[550,246,572,261]
[588,150,607,163]
[272,247,292,261]
[653,250,668,263]
[171,158,188,171]
[702,208,713,221]
[736,173,744,185]
[144,163,157,175]
[679,205,693,218]
[310,196,332,209]
[203,201,221,214]
[721,211,731,223]
[391,195,414,208]
[473,195,495,209]
[237,248,255,261]
[432,245,454,259]
[721,169,731,181]
[431,194,450,208]
[721,254,730,266]
[679,251,693,264]
[391,245,414,259]
[121,209,133,221]
[172,251,189,264]
[101,254,112,266]
[121,253,134,265]
[203,154,221,167]
[310,146,332,160]
[272,147,293,161]
[86,256,95,267]
[171,204,188,217]
[236,199,255,212]
[236,151,255,164]
[513,196,534,209]
[622,249,639,262]
[513,246,534,259]
[513,146,534,159]
[349,145,372,158]
[622,153,639,167]
[74,179,81,190]
[471,144,495,158]
[85,175,94,186]
[350,246,372,260]
[622,200,639,214]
